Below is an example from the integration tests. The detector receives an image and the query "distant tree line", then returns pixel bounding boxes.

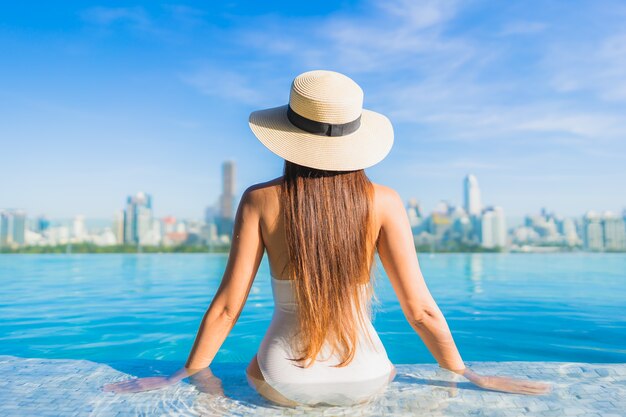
[0,243,231,254]
[2,242,618,254]
[415,242,505,253]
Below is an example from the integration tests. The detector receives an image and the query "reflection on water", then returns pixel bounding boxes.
[465,254,483,295]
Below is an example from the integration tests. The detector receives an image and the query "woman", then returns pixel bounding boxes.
[104,70,550,406]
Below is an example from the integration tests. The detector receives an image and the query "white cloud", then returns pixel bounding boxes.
[80,7,150,29]
[179,66,264,106]
[236,0,468,74]
[515,113,624,138]
[376,0,457,28]
[189,0,626,151]
[546,32,626,102]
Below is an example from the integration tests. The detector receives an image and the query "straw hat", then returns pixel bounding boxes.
[248,70,394,171]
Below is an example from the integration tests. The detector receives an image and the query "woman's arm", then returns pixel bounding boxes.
[375,186,550,395]
[376,186,465,372]
[183,186,265,372]
[103,186,265,393]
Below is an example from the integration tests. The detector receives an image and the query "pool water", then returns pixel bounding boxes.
[2,355,625,416]
[0,253,624,366]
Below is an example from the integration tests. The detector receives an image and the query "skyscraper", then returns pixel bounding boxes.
[73,215,86,242]
[217,160,236,237]
[480,206,507,249]
[602,211,626,251]
[463,174,482,217]
[560,218,580,247]
[36,215,50,233]
[12,211,26,246]
[407,198,423,218]
[406,198,423,229]
[112,211,124,244]
[0,210,26,247]
[123,192,153,245]
[0,211,11,247]
[582,211,603,251]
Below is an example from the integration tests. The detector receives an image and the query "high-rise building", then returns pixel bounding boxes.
[602,211,626,251]
[162,216,177,235]
[429,212,452,243]
[123,192,153,244]
[480,206,507,249]
[407,199,425,234]
[0,210,26,247]
[201,222,218,245]
[12,211,26,246]
[582,211,603,251]
[463,174,482,217]
[220,161,236,219]
[73,215,86,242]
[560,218,580,247]
[451,213,473,243]
[1,211,12,247]
[217,160,236,237]
[407,198,423,218]
[204,206,217,226]
[112,211,124,244]
[36,215,50,233]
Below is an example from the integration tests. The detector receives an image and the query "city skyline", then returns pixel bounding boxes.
[3,175,624,227]
[3,168,626,253]
[6,158,624,221]
[1,1,626,219]
[2,167,625,225]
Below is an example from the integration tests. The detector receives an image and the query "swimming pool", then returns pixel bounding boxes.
[0,253,625,416]
[1,253,624,364]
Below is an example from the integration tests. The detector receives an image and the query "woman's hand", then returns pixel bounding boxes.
[454,367,552,395]
[189,368,225,396]
[102,366,224,395]
[102,376,176,394]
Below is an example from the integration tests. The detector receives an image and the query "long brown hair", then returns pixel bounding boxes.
[280,160,378,368]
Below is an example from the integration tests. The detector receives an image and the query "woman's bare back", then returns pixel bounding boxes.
[249,177,390,281]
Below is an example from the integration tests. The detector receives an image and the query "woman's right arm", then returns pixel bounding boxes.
[375,186,551,395]
[375,186,465,372]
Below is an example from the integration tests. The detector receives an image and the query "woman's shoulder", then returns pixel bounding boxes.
[371,183,405,220]
[371,183,403,205]
[240,177,283,209]
[244,176,283,194]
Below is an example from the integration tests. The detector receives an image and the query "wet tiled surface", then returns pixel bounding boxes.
[0,355,624,416]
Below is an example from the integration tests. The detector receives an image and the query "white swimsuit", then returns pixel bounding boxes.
[256,275,394,406]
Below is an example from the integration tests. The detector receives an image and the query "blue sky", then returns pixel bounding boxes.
[1,0,625,220]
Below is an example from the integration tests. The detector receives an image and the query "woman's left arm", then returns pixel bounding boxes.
[103,187,265,393]
[182,186,265,371]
